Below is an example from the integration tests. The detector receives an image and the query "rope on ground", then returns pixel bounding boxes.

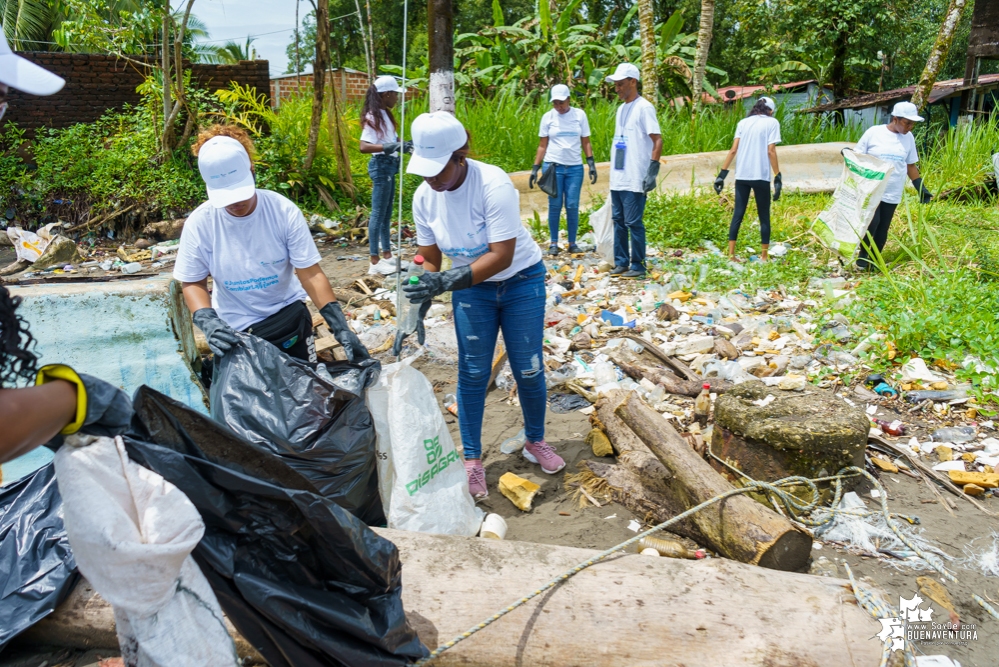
[974,594,999,622]
[843,562,915,667]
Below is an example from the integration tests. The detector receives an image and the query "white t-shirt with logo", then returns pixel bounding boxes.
[609,96,661,193]
[539,107,591,166]
[359,110,398,155]
[855,124,919,204]
[734,115,781,182]
[174,189,322,331]
[413,159,542,282]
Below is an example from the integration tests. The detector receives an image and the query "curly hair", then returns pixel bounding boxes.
[0,285,38,387]
[191,124,256,160]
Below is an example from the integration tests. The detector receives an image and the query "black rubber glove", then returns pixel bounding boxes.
[529,164,541,189]
[587,156,597,184]
[642,160,660,193]
[382,142,402,156]
[36,364,133,438]
[714,169,729,195]
[401,140,414,154]
[773,172,782,201]
[320,301,370,363]
[392,300,431,357]
[404,265,474,305]
[193,308,239,357]
[912,177,932,203]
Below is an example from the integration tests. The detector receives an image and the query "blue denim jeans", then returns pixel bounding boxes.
[368,154,398,256]
[545,162,584,245]
[611,189,647,271]
[452,261,547,459]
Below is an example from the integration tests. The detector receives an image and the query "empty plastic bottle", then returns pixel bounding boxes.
[638,536,705,559]
[398,256,426,337]
[694,383,711,428]
[500,428,526,454]
[931,426,976,443]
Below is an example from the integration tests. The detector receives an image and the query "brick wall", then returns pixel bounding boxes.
[271,68,372,107]
[2,53,270,136]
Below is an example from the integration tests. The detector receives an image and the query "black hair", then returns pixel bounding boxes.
[748,99,774,117]
[361,85,398,137]
[0,285,38,387]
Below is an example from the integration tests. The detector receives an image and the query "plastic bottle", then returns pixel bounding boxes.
[500,428,526,454]
[121,262,142,274]
[398,256,426,336]
[593,362,618,387]
[638,536,705,559]
[443,393,458,416]
[874,419,906,436]
[694,383,711,428]
[931,426,976,443]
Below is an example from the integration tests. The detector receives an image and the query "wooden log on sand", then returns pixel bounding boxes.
[615,391,812,571]
[611,354,733,397]
[25,529,882,666]
[592,390,673,496]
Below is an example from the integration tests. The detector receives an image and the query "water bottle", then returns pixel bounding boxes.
[398,256,426,336]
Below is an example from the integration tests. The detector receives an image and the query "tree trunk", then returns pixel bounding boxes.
[324,70,356,200]
[614,391,812,571]
[594,390,673,496]
[304,0,330,172]
[28,529,884,666]
[637,0,657,103]
[428,0,455,113]
[161,7,171,145]
[366,0,376,80]
[160,0,197,157]
[911,0,967,110]
[690,0,715,114]
[829,28,849,103]
[353,0,373,80]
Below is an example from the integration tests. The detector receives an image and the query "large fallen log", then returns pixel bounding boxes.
[593,390,673,496]
[615,391,812,571]
[24,528,883,666]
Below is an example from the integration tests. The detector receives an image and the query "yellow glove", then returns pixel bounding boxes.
[36,364,87,435]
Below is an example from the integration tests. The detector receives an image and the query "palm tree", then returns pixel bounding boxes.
[1,0,57,50]
[690,0,715,114]
[199,36,258,64]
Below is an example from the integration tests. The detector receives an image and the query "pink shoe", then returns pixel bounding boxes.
[464,459,488,500]
[523,440,565,474]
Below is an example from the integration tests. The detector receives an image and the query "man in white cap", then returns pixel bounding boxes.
[606,63,662,278]
[528,83,596,255]
[0,28,135,464]
[853,100,932,270]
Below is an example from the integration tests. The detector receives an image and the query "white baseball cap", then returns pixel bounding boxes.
[407,111,468,177]
[374,75,406,94]
[0,28,65,95]
[198,136,256,208]
[760,96,776,111]
[550,84,570,101]
[891,101,924,122]
[606,63,640,82]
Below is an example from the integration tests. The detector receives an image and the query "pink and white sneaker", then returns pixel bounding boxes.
[464,459,488,500]
[523,440,565,474]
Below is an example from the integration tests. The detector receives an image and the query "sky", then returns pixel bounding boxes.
[191,0,304,76]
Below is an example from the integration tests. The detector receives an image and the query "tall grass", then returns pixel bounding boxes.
[919,116,999,197]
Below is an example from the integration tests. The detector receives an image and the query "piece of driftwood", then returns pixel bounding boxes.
[615,391,812,571]
[611,354,733,397]
[593,390,673,496]
[619,332,699,381]
[27,528,884,667]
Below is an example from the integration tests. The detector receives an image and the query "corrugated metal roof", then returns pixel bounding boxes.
[709,79,823,103]
[799,73,999,113]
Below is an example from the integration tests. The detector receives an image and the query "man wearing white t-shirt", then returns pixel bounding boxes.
[606,63,663,278]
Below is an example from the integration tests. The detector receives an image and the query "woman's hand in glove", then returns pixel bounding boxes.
[320,301,370,363]
[192,308,239,357]
[403,265,474,304]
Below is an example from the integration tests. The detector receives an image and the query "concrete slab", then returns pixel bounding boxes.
[509,141,854,220]
[9,275,206,414]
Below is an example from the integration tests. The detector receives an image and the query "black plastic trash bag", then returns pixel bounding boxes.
[210,332,384,525]
[125,386,427,667]
[0,463,78,651]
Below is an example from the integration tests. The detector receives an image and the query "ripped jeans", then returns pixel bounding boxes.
[452,261,547,459]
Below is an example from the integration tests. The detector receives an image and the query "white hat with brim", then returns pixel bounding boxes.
[198,136,257,208]
[891,101,924,122]
[0,29,65,95]
[550,84,570,101]
[605,63,640,82]
[760,96,776,111]
[374,75,407,94]
[406,111,468,177]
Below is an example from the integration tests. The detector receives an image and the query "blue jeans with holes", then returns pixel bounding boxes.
[545,162,584,245]
[368,154,398,256]
[611,190,647,271]
[452,261,547,459]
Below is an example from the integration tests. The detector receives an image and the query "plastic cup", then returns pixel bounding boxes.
[480,513,508,540]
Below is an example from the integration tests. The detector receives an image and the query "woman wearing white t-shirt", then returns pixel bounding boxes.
[529,84,597,255]
[393,111,563,501]
[359,75,412,276]
[854,101,933,270]
[175,126,368,370]
[715,97,782,261]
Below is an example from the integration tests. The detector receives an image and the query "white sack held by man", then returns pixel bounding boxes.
[53,434,239,667]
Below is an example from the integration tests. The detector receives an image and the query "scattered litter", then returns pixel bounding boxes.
[627,519,641,532]
[499,472,541,511]
[900,358,945,384]
[500,428,527,454]
[549,392,592,413]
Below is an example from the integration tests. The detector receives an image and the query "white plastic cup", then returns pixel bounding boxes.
[479,513,508,540]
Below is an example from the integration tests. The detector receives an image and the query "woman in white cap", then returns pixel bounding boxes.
[714,96,782,261]
[393,111,564,501]
[0,27,133,462]
[529,84,597,255]
[853,101,932,270]
[175,125,368,369]
[360,75,412,276]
